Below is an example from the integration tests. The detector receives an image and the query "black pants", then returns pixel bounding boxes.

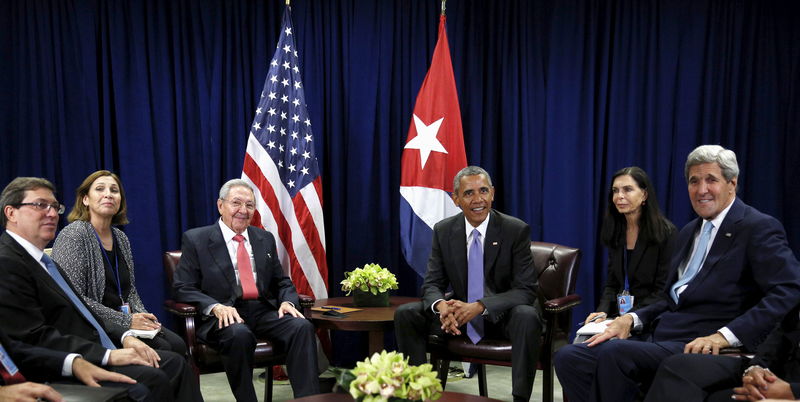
[394,301,543,402]
[203,300,319,402]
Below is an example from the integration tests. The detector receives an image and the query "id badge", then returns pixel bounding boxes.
[120,303,130,314]
[0,343,19,376]
[617,293,634,315]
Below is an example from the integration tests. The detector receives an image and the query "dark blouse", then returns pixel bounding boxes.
[100,242,132,310]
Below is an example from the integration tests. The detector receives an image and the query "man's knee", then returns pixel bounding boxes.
[394,302,423,325]
[217,323,257,351]
[287,316,315,337]
[508,304,542,333]
[555,343,583,370]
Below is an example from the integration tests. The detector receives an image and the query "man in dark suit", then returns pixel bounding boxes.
[644,306,800,402]
[394,166,542,402]
[554,145,800,402]
[0,326,142,401]
[173,179,319,401]
[0,177,202,402]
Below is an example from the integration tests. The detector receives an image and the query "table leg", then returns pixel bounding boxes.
[368,330,385,355]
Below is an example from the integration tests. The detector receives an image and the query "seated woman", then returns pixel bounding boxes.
[582,166,676,328]
[52,170,186,355]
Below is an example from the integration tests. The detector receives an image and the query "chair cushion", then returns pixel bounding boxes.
[434,335,512,361]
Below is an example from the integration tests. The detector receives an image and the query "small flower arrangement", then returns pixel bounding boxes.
[335,351,443,401]
[340,263,399,295]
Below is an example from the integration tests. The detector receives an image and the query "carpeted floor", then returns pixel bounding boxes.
[198,364,564,401]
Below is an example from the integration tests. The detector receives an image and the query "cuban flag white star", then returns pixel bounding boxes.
[404,114,448,169]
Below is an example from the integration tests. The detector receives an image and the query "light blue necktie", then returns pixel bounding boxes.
[41,254,117,350]
[671,221,714,303]
[467,229,484,344]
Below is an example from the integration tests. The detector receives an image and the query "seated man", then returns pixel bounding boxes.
[644,305,800,402]
[395,166,543,402]
[554,145,800,402]
[0,177,202,402]
[173,179,319,402]
[0,326,143,401]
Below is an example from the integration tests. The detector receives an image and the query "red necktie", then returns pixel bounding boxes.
[0,343,26,385]
[232,235,259,300]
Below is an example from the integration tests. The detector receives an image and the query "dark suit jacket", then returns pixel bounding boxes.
[596,229,675,316]
[172,223,300,339]
[421,209,537,323]
[635,198,800,350]
[0,327,66,384]
[0,232,127,365]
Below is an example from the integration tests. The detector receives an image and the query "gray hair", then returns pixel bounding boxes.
[218,179,254,200]
[453,166,493,194]
[1,177,56,228]
[684,145,739,182]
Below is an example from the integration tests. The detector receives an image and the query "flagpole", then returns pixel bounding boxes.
[286,0,290,5]
[441,0,446,16]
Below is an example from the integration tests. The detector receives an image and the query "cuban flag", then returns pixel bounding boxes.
[400,14,467,278]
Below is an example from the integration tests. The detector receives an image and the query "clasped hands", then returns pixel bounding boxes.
[436,299,484,335]
[732,366,794,401]
[212,302,303,329]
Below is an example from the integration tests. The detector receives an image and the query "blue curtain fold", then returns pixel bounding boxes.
[2,0,799,355]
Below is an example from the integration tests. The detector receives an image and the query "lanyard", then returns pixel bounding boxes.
[92,229,124,304]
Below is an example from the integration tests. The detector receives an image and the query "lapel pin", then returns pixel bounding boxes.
[725,233,732,237]
[492,242,498,246]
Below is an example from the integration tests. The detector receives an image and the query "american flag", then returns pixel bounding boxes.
[242,7,328,300]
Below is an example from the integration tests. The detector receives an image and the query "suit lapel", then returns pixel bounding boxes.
[484,211,501,275]
[691,199,743,283]
[679,199,744,301]
[1,233,97,325]
[208,227,239,293]
[449,216,468,292]
[248,227,269,294]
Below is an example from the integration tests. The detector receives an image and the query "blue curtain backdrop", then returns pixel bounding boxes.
[2,0,799,362]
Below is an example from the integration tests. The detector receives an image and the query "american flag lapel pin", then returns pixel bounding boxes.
[725,233,732,237]
[492,241,498,246]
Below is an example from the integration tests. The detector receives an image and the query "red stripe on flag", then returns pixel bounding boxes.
[291,190,328,287]
[243,153,314,296]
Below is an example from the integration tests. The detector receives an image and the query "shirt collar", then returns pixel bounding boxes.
[704,196,735,231]
[5,230,45,262]
[464,212,491,240]
[218,219,249,244]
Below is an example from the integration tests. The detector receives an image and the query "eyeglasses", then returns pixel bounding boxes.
[221,198,256,210]
[14,202,65,215]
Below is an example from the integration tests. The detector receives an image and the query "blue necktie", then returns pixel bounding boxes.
[671,221,714,303]
[40,254,116,350]
[467,229,484,344]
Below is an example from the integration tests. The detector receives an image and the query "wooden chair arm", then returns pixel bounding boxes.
[164,299,198,317]
[543,294,581,314]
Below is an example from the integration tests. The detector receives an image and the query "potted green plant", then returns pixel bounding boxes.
[340,263,399,307]
[334,350,443,401]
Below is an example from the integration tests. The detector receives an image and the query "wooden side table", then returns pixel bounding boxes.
[310,296,419,355]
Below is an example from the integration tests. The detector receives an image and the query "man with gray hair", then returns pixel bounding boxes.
[555,145,800,402]
[173,178,319,401]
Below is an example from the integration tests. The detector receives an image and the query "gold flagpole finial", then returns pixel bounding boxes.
[286,0,290,5]
[441,0,446,16]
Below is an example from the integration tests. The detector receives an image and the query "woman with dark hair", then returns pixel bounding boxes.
[582,166,676,325]
[51,170,186,355]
